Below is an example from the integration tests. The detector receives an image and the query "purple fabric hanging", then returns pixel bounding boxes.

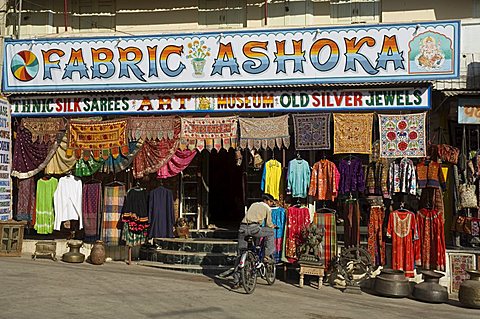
[82,183,102,237]
[339,158,365,194]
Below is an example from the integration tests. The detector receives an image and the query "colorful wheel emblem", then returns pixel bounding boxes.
[11,50,39,81]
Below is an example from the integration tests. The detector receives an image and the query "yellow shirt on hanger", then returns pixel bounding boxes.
[261,159,282,200]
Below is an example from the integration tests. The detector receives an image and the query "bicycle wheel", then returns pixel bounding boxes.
[240,251,257,294]
[264,258,276,285]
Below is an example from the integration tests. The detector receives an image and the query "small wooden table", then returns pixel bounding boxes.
[299,262,325,289]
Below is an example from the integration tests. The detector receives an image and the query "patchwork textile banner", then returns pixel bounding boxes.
[180,116,238,152]
[67,119,129,160]
[378,113,427,158]
[292,113,331,150]
[239,115,290,150]
[22,117,65,143]
[333,113,373,154]
[449,253,476,293]
[127,116,180,141]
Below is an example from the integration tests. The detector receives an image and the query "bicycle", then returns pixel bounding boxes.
[236,235,276,294]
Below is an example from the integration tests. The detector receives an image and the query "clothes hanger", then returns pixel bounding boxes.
[106,174,125,186]
[397,201,409,212]
[296,152,302,160]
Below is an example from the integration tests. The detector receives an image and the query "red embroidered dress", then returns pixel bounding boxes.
[285,206,311,263]
[387,210,421,277]
[416,208,446,271]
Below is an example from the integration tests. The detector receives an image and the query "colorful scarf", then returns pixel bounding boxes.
[83,182,102,238]
[333,113,373,154]
[378,113,427,158]
[101,186,125,246]
[128,116,179,141]
[239,115,290,150]
[45,135,77,175]
[180,116,238,151]
[292,113,331,150]
[67,119,129,160]
[75,157,104,177]
[12,126,63,179]
[313,211,337,270]
[101,140,143,174]
[157,149,197,179]
[22,118,65,143]
[16,177,36,227]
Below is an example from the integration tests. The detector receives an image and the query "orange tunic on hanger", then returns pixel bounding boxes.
[308,159,340,201]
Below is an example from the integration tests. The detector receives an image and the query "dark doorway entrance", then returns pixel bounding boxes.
[208,149,244,228]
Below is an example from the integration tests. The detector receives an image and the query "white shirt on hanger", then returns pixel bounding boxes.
[53,175,83,231]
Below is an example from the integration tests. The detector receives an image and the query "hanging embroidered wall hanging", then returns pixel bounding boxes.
[67,119,129,160]
[127,116,180,141]
[180,116,238,152]
[22,117,65,143]
[333,113,373,154]
[239,115,290,150]
[378,113,427,158]
[292,113,330,150]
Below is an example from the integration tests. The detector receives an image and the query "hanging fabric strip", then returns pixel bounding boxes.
[239,115,290,150]
[180,116,238,152]
[333,113,373,154]
[101,140,144,174]
[22,117,65,143]
[292,113,331,150]
[127,116,180,141]
[45,135,77,175]
[67,119,129,159]
[132,138,180,179]
[157,149,197,179]
[12,126,63,179]
[378,112,427,158]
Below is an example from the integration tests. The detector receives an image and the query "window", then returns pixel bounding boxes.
[72,0,115,31]
[198,0,246,29]
[330,0,380,24]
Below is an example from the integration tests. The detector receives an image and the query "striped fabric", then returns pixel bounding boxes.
[101,186,126,246]
[313,212,337,270]
[271,207,286,263]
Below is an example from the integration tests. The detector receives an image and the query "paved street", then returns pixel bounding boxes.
[0,257,478,319]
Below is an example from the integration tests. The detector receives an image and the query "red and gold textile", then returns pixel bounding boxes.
[128,116,179,141]
[22,117,65,143]
[67,119,129,160]
[333,113,373,154]
[416,208,446,271]
[285,206,311,263]
[367,206,386,266]
[180,116,238,151]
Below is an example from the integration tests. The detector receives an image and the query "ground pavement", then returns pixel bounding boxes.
[0,257,478,319]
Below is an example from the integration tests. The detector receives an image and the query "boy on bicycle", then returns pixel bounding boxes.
[232,193,276,289]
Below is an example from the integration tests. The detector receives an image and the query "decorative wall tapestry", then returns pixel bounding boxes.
[333,113,373,154]
[449,253,476,293]
[180,116,238,152]
[378,113,427,158]
[128,116,179,141]
[12,125,63,179]
[292,113,331,150]
[22,117,65,143]
[67,119,129,159]
[239,115,290,150]
[45,135,77,175]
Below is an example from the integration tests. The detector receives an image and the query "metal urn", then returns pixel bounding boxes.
[412,270,448,303]
[373,269,411,298]
[459,270,480,308]
[62,240,85,263]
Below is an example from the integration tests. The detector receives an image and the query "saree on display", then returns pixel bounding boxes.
[333,113,373,154]
[180,116,238,151]
[239,115,290,150]
[67,119,129,159]
[378,113,427,158]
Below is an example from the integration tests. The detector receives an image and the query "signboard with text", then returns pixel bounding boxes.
[10,87,430,117]
[0,98,11,220]
[2,21,459,93]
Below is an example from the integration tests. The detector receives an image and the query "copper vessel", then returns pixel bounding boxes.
[89,240,106,265]
[459,270,480,308]
[62,241,85,263]
[412,270,448,303]
[374,269,411,298]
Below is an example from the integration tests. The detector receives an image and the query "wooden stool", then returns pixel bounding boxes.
[299,262,325,289]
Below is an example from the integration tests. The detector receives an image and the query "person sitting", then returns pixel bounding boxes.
[232,193,276,289]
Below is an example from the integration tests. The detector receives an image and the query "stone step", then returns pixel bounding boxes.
[137,260,233,275]
[153,238,238,254]
[190,229,238,240]
[152,249,236,266]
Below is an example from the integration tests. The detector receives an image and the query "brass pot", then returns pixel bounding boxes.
[62,240,85,263]
[459,270,480,308]
[412,270,448,303]
[89,240,106,265]
[374,269,411,298]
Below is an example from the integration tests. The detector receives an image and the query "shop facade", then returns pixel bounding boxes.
[3,20,479,293]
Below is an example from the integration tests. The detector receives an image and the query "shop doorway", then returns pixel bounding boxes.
[208,149,245,229]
